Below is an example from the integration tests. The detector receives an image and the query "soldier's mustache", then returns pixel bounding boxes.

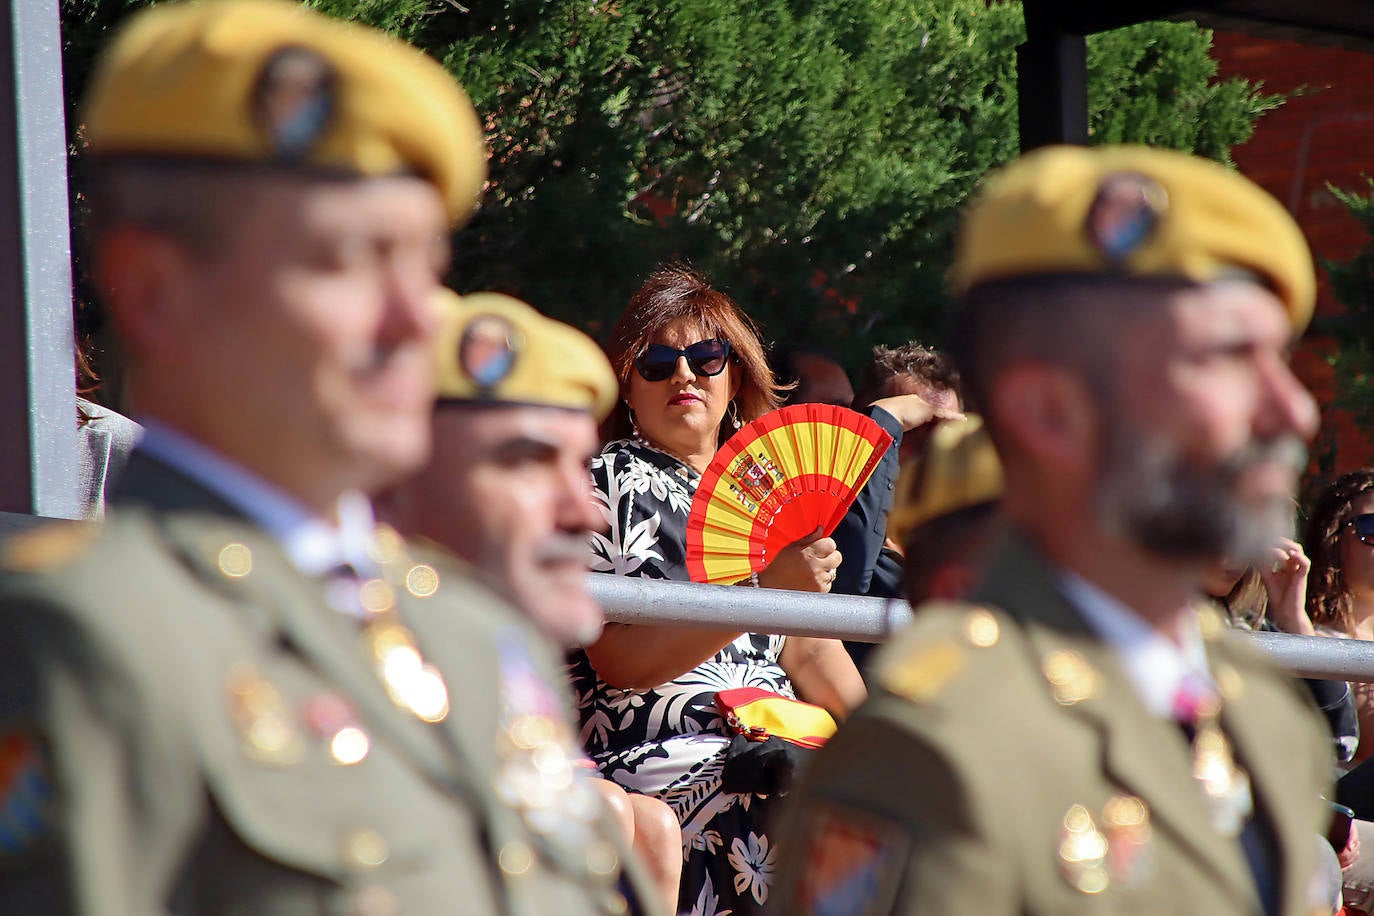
[1224,435,1307,479]
[532,535,593,567]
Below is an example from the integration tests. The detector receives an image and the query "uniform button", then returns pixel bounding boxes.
[352,884,398,916]
[405,563,440,597]
[342,828,389,870]
[217,543,253,578]
[359,579,396,614]
[605,890,629,915]
[499,839,533,876]
[963,609,999,647]
[330,726,371,765]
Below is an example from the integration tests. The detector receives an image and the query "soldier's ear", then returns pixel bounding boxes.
[988,362,1097,473]
[96,226,201,357]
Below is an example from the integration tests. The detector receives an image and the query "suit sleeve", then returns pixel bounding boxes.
[830,407,903,598]
[767,706,1015,915]
[0,588,196,916]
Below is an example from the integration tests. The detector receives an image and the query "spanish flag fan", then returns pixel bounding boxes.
[685,404,893,584]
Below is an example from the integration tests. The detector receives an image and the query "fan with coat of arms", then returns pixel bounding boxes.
[685,403,893,585]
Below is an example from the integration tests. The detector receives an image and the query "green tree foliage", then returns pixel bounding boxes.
[1321,181,1374,436]
[61,0,1280,365]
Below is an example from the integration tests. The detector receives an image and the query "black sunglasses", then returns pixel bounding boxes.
[1347,514,1374,544]
[634,339,733,382]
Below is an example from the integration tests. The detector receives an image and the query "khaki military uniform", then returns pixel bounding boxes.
[768,533,1332,916]
[0,454,656,915]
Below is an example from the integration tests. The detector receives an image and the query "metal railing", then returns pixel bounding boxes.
[4,512,1372,684]
[586,573,1374,684]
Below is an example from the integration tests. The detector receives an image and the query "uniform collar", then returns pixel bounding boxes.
[1057,567,1213,719]
[136,420,378,577]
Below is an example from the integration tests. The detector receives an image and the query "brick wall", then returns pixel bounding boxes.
[1211,30,1374,472]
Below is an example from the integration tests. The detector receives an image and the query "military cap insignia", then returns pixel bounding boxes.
[252,46,336,159]
[458,313,520,391]
[1085,172,1168,264]
[2,522,93,572]
[0,728,53,857]
[795,805,909,914]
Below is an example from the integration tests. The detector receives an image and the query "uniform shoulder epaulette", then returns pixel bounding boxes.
[2,522,95,572]
[877,603,1005,705]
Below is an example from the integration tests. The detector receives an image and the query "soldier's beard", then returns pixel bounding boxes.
[1093,419,1306,568]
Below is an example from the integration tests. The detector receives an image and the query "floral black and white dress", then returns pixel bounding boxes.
[570,438,795,916]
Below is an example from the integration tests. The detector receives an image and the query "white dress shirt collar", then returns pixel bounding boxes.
[1057,568,1213,719]
[136,421,378,577]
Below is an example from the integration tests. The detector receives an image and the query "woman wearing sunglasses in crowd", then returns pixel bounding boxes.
[568,264,865,915]
[1305,469,1374,763]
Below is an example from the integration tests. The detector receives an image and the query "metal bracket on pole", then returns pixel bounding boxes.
[0,0,78,518]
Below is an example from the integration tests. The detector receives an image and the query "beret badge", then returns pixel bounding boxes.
[458,314,519,392]
[1085,172,1169,265]
[252,46,337,159]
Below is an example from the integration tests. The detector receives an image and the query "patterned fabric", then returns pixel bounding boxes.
[571,438,793,915]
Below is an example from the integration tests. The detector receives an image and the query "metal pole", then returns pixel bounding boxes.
[0,0,78,519]
[1248,631,1374,683]
[588,575,1374,683]
[1017,1,1089,151]
[588,574,914,642]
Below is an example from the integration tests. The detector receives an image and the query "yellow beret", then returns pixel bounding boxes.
[950,145,1314,332]
[83,0,486,222]
[887,415,1003,546]
[432,290,618,421]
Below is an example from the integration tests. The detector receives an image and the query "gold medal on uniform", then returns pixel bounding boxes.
[493,629,609,882]
[302,691,370,765]
[1191,717,1252,837]
[1058,804,1109,894]
[1101,795,1154,886]
[226,664,304,765]
[363,622,449,724]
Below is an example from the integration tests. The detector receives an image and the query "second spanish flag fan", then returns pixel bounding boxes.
[685,403,893,584]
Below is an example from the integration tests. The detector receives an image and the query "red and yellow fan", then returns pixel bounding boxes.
[685,404,893,584]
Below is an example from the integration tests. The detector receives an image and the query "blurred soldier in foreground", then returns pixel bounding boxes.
[377,291,681,912]
[0,2,646,913]
[769,145,1334,915]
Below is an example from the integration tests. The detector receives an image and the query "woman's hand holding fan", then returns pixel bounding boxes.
[754,526,842,592]
[685,404,894,585]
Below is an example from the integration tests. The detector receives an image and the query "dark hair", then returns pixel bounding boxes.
[952,275,1182,433]
[1303,468,1374,634]
[80,158,263,258]
[769,345,837,405]
[604,264,784,444]
[853,342,960,409]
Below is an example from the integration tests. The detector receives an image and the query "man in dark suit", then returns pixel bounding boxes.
[769,145,1335,915]
[0,2,651,913]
